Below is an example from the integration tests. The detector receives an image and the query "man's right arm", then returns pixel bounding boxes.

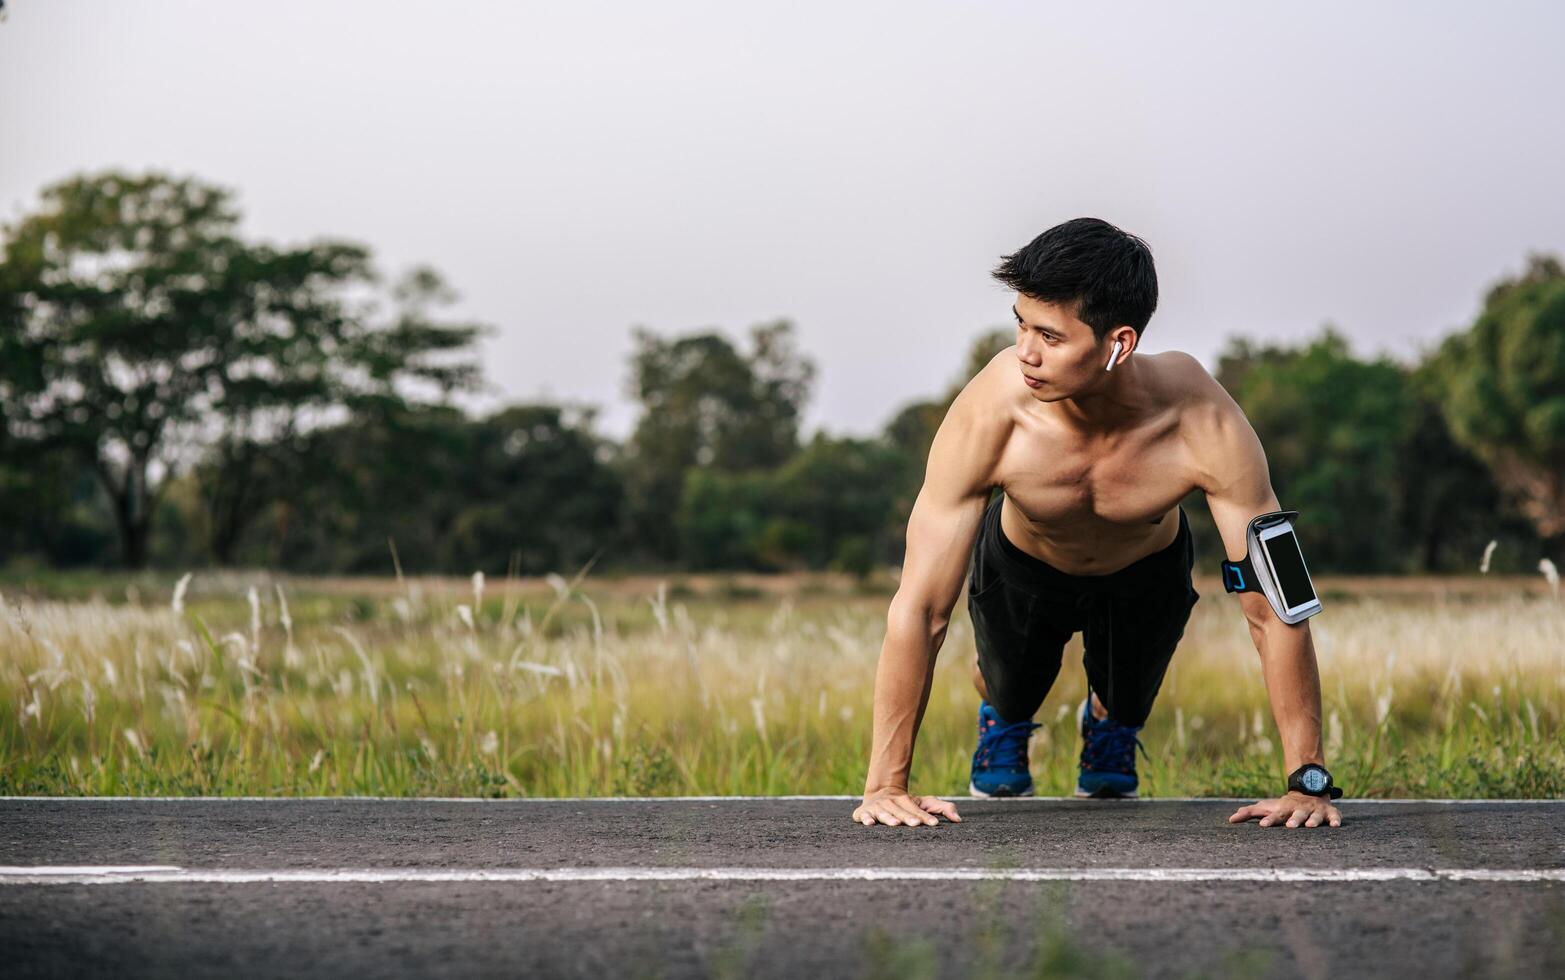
[852,368,1005,828]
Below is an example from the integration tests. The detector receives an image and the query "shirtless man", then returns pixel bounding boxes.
[851,218,1342,831]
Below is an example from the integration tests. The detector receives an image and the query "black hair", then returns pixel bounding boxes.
[991,217,1158,343]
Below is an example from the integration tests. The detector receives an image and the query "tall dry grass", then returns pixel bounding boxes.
[1,569,1561,797]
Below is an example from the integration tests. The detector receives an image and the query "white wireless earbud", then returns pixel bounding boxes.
[1105,340,1124,372]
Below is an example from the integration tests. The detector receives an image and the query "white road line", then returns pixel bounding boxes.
[0,866,182,875]
[1,866,1562,885]
[3,796,1562,804]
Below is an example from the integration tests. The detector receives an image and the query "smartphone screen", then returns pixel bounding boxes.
[1261,529,1317,610]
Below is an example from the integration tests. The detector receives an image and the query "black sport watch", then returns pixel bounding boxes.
[1287,763,1343,799]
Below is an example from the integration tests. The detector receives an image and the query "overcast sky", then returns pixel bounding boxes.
[3,1,1562,440]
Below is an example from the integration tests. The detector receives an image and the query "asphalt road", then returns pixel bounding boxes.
[3,797,1563,979]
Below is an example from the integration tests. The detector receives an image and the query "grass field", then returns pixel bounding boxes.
[1,567,1562,798]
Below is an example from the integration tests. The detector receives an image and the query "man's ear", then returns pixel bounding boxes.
[1110,327,1139,356]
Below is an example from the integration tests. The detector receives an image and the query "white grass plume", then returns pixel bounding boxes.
[122,728,146,760]
[171,573,193,613]
[247,586,261,656]
[332,626,379,707]
[275,584,300,669]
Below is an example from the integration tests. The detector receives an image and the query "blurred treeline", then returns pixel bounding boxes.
[2,172,1560,575]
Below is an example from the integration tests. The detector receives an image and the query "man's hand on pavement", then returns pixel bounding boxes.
[1228,791,1342,828]
[852,788,961,827]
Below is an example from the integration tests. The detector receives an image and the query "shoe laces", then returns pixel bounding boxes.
[975,715,1041,770]
[1080,717,1149,774]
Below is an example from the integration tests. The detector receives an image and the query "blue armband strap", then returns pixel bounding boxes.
[1219,553,1259,594]
[1217,509,1323,625]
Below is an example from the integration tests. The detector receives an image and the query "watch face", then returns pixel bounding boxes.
[1301,768,1327,793]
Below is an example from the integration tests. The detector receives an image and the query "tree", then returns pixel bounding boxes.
[1398,370,1537,572]
[1427,254,1565,553]
[621,319,815,563]
[442,404,624,574]
[1207,328,1538,573]
[0,440,115,568]
[0,170,485,567]
[1214,329,1418,572]
[674,432,905,572]
[260,403,474,573]
[196,263,485,564]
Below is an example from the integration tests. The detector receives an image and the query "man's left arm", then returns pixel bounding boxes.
[1197,395,1342,830]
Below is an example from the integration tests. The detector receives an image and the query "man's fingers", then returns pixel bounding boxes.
[854,793,960,828]
[853,803,901,826]
[1239,803,1270,825]
[873,807,904,826]
[891,798,936,826]
[1232,799,1343,828]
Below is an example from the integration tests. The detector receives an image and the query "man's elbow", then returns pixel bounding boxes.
[1241,593,1310,646]
[887,591,952,643]
[1239,591,1273,631]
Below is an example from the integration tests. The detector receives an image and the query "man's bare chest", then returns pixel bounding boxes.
[993,416,1194,530]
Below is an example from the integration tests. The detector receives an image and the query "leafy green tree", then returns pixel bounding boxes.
[1397,374,1539,572]
[243,403,622,575]
[196,263,484,564]
[0,171,485,567]
[1213,329,1417,571]
[442,404,624,574]
[767,432,906,572]
[1205,328,1538,573]
[1427,254,1565,553]
[0,442,115,568]
[260,403,473,573]
[675,432,905,571]
[621,319,815,563]
[683,326,1019,573]
[675,468,776,570]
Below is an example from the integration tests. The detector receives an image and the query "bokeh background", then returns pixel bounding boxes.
[2,1,1563,800]
[3,0,1563,577]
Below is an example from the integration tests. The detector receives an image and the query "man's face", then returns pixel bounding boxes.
[1012,293,1110,400]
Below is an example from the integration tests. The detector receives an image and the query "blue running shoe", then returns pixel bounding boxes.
[1075,693,1148,799]
[969,700,1041,797]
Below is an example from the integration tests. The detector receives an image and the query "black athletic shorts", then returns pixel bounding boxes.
[965,492,1200,728]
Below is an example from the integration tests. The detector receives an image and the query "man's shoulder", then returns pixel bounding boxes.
[1153,351,1262,488]
[1149,349,1216,393]
[949,344,1023,421]
[927,347,1018,487]
[1151,350,1237,425]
